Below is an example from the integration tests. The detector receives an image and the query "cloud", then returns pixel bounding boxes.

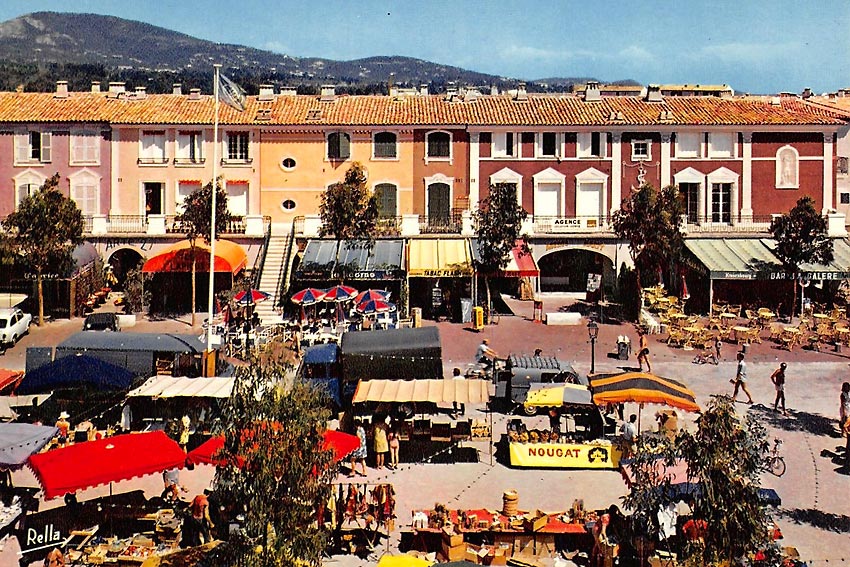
[263,41,290,54]
[685,42,797,64]
[616,45,655,65]
[499,44,597,63]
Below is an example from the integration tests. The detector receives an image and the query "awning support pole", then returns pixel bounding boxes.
[709,278,714,313]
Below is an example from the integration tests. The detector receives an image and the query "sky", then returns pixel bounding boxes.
[0,0,847,95]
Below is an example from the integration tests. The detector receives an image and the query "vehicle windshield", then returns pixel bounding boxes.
[0,319,7,329]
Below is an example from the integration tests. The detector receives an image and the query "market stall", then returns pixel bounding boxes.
[125,375,235,435]
[505,383,621,469]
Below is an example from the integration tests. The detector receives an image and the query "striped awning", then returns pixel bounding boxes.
[589,371,699,412]
[352,379,490,404]
[407,239,473,277]
[142,239,247,275]
[127,376,235,399]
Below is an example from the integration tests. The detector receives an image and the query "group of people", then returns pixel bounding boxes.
[349,417,401,476]
[729,351,787,415]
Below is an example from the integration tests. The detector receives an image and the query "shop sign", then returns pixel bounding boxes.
[586,273,602,293]
[352,270,401,280]
[509,441,621,469]
[552,218,582,233]
[411,269,472,277]
[431,287,443,308]
[22,522,63,554]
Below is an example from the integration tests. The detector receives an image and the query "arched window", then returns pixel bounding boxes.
[374,183,398,217]
[373,132,397,159]
[426,131,451,159]
[776,145,799,189]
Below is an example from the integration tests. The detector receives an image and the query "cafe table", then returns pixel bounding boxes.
[731,326,751,343]
[720,313,737,326]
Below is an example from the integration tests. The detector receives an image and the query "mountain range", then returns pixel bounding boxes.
[0,11,636,94]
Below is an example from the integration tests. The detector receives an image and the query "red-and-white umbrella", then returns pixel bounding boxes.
[291,288,327,306]
[323,285,358,303]
[355,289,390,304]
[356,299,393,314]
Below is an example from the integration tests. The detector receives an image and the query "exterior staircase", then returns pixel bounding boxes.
[253,223,296,323]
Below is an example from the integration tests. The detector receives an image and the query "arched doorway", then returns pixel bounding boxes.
[538,248,615,294]
[107,248,144,291]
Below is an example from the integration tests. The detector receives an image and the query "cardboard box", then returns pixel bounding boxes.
[522,510,549,532]
[441,542,466,562]
[442,526,463,547]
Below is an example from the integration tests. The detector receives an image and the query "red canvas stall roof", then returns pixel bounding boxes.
[142,239,247,276]
[0,369,24,394]
[187,429,359,467]
[28,431,186,500]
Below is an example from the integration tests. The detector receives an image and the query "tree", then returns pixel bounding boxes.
[678,396,771,566]
[1,173,83,325]
[174,179,231,326]
[473,182,529,315]
[318,162,378,279]
[770,196,834,319]
[122,260,150,314]
[612,184,684,316]
[213,362,333,567]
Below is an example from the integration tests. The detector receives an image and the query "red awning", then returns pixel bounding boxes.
[28,431,186,500]
[0,369,24,394]
[142,239,247,276]
[187,429,360,467]
[505,243,539,277]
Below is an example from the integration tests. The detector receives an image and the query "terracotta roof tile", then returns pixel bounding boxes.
[0,91,842,127]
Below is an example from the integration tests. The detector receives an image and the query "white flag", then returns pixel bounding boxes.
[218,72,246,112]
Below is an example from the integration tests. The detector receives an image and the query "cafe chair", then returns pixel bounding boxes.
[768,323,784,342]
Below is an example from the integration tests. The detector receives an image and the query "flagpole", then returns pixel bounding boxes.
[207,64,220,354]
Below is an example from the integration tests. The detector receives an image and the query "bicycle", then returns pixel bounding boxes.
[763,438,786,477]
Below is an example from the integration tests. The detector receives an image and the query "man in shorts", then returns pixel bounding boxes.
[731,351,754,404]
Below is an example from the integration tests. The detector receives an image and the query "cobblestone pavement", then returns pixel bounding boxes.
[2,294,850,566]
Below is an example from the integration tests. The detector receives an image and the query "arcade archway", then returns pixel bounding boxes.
[106,248,144,291]
[538,248,615,294]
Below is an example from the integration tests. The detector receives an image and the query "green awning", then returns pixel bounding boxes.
[686,238,850,281]
[685,238,781,280]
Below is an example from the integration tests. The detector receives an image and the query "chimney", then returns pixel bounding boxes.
[584,81,601,102]
[464,88,480,102]
[445,82,458,100]
[172,83,182,96]
[134,86,147,99]
[320,85,336,102]
[420,84,429,96]
[258,84,275,101]
[645,84,663,103]
[390,85,399,97]
[514,82,528,101]
[490,85,499,96]
[280,87,297,96]
[54,80,69,98]
[108,82,126,94]
[801,87,813,99]
[91,81,102,93]
[189,88,201,100]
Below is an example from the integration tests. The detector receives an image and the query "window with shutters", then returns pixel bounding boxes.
[631,139,651,161]
[708,132,735,158]
[225,132,250,163]
[176,131,204,164]
[538,132,559,157]
[577,132,607,158]
[493,132,515,157]
[374,183,398,217]
[14,130,51,165]
[69,171,99,216]
[70,130,100,165]
[426,131,451,160]
[373,132,397,159]
[676,132,701,158]
[327,131,351,161]
[138,131,166,164]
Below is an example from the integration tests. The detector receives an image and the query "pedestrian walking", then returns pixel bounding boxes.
[770,362,787,415]
[348,420,367,477]
[730,351,754,404]
[620,414,638,459]
[637,327,652,373]
[373,417,389,469]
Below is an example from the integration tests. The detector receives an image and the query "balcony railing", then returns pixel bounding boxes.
[100,215,148,234]
[530,214,777,235]
[376,216,402,237]
[76,214,269,236]
[532,214,612,233]
[164,215,247,235]
[419,210,463,234]
[682,215,774,233]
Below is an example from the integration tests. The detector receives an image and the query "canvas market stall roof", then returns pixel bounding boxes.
[16,355,135,395]
[141,239,247,275]
[407,238,473,277]
[57,332,206,354]
[470,239,540,277]
[127,376,235,399]
[0,423,58,469]
[186,429,360,467]
[296,239,405,280]
[28,430,186,500]
[589,371,700,413]
[340,327,442,382]
[353,378,491,404]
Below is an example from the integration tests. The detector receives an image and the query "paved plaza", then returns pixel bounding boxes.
[1,295,850,565]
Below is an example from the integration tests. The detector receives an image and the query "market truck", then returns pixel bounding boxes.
[492,354,585,414]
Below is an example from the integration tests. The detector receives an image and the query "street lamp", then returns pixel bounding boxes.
[587,319,599,374]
